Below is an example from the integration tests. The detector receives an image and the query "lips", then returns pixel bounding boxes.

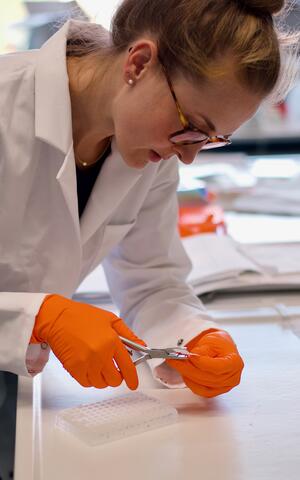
[149,150,162,162]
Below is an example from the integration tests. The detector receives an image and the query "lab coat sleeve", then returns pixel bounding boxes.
[102,159,218,388]
[0,292,49,376]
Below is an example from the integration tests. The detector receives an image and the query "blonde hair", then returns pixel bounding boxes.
[66,0,299,101]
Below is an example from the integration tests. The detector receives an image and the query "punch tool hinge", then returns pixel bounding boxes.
[119,336,194,365]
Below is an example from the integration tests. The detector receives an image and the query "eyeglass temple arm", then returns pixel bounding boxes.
[159,59,189,129]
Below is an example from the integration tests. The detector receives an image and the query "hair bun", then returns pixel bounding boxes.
[239,0,285,15]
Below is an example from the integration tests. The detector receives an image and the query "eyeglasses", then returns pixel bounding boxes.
[160,62,232,149]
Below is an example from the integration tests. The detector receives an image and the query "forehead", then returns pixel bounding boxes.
[172,71,263,134]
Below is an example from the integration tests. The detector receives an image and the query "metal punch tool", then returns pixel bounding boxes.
[119,336,197,365]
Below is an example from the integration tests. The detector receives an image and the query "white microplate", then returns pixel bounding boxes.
[55,392,178,446]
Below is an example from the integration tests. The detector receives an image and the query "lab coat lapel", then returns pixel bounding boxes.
[34,20,82,265]
[80,138,143,244]
[34,20,81,234]
[56,145,82,246]
[34,20,72,154]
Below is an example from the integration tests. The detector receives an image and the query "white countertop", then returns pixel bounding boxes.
[15,298,300,480]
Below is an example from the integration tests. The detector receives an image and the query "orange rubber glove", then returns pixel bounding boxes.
[30,294,146,390]
[166,329,244,398]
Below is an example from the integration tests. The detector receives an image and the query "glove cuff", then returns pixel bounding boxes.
[185,328,220,351]
[30,294,73,344]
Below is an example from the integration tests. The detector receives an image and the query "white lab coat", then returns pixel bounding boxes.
[0,20,216,384]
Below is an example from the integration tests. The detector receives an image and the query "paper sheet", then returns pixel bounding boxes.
[184,234,262,285]
[239,243,300,275]
[74,234,300,301]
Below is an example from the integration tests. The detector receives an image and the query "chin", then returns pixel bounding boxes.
[122,152,149,170]
[128,160,149,170]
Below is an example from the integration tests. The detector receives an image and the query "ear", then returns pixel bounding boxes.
[123,40,158,82]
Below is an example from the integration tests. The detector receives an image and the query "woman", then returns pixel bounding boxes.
[0,0,297,397]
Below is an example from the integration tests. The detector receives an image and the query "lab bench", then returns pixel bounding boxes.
[14,291,300,480]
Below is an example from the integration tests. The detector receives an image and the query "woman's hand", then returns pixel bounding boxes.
[166,329,244,398]
[30,294,146,389]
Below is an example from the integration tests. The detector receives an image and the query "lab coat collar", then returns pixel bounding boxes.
[35,20,73,154]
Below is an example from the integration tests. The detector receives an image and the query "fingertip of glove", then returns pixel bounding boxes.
[127,381,138,391]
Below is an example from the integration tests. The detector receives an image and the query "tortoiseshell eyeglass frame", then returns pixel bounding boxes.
[159,60,232,149]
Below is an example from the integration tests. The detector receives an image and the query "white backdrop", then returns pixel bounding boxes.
[78,0,122,28]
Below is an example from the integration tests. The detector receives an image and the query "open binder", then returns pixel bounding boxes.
[74,234,300,304]
[184,234,300,298]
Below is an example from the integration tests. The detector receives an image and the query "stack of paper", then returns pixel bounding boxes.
[233,185,300,215]
[74,234,300,303]
[183,234,263,284]
[232,174,300,215]
[238,243,300,275]
[185,235,300,297]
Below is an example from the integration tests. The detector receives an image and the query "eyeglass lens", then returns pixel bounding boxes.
[170,131,229,149]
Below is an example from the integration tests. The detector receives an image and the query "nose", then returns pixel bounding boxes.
[175,144,203,165]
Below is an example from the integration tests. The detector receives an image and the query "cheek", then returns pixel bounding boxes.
[151,110,174,139]
[115,104,171,147]
[111,110,152,167]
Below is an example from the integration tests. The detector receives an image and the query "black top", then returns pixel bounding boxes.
[76,143,112,218]
[0,372,18,479]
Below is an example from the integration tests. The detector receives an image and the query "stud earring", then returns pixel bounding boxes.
[128,78,134,85]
